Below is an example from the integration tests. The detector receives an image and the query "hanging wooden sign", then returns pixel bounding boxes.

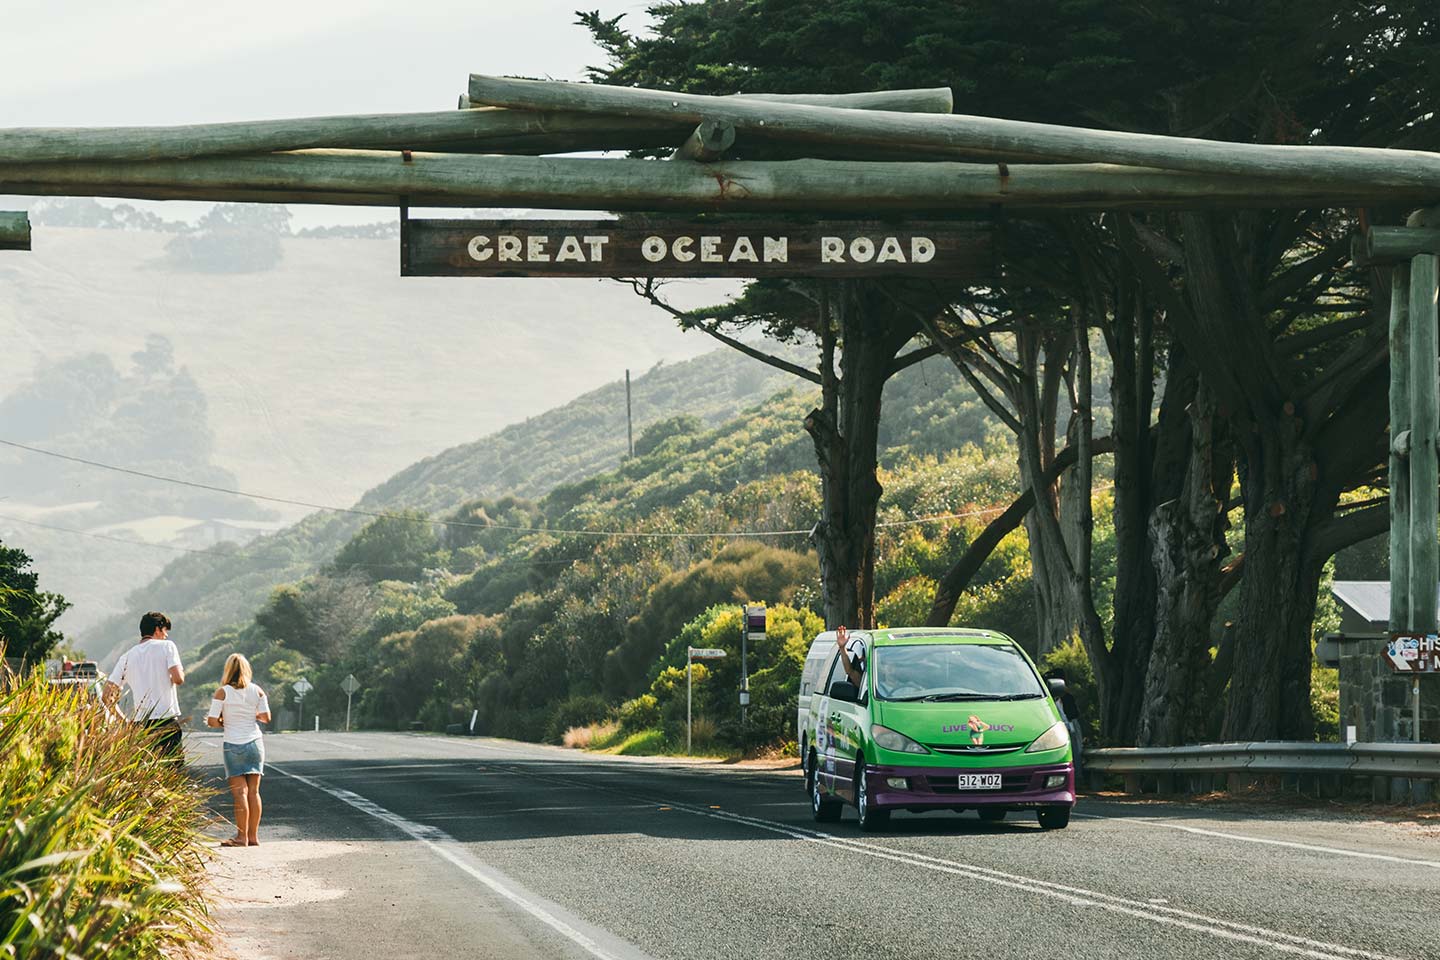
[400,218,992,279]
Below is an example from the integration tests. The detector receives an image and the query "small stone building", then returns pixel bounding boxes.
[1329,580,1440,742]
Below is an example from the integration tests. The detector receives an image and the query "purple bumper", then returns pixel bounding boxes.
[867,761,1074,810]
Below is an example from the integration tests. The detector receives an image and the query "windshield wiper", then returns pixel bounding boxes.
[920,692,988,702]
[994,693,1045,701]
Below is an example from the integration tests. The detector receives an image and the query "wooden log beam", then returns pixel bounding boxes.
[467,74,1440,190]
[2,151,1435,212]
[671,119,736,162]
[1362,225,1440,264]
[466,86,955,114]
[0,109,695,166]
[0,211,30,251]
[0,89,952,168]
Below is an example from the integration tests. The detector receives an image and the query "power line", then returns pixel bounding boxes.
[0,437,1101,541]
[0,511,583,571]
[0,437,812,539]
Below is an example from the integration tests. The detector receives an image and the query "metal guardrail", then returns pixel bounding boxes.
[1085,742,1440,780]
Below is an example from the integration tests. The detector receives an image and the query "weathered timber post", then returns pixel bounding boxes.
[1407,208,1440,635]
[0,211,30,251]
[1356,208,1440,748]
[1390,259,1413,627]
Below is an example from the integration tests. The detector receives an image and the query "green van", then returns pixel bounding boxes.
[798,628,1074,831]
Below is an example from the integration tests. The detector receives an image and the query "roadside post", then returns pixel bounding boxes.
[687,646,727,754]
[293,677,313,732]
[341,674,361,732]
[740,604,767,726]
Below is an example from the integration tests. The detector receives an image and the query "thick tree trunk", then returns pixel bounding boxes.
[807,283,912,629]
[1137,385,1231,746]
[1222,423,1324,741]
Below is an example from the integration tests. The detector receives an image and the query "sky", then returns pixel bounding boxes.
[0,0,656,225]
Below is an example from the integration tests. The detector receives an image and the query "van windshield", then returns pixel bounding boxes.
[873,643,1045,702]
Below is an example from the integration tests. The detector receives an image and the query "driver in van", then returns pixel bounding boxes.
[834,625,867,687]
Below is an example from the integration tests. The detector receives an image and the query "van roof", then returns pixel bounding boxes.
[808,627,1014,648]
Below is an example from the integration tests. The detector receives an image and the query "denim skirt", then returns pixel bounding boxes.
[222,738,265,778]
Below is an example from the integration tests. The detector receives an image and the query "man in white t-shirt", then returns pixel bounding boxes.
[104,611,186,758]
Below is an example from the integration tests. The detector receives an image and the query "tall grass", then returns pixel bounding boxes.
[0,669,211,958]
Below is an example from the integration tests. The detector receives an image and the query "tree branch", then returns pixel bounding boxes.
[625,279,820,384]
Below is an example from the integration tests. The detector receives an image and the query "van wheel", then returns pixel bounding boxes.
[810,751,841,823]
[855,764,890,832]
[1037,805,1071,830]
[978,808,1007,822]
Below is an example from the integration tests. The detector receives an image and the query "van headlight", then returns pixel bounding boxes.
[1025,721,1070,754]
[871,724,930,755]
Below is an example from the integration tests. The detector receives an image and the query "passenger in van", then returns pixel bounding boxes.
[834,625,867,687]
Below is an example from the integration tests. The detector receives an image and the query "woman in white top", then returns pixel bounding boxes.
[205,653,271,847]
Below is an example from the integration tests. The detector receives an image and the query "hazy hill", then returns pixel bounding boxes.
[0,202,736,634]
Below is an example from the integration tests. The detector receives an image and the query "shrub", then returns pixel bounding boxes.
[618,694,660,733]
[563,720,619,749]
[1039,636,1101,744]
[0,671,211,959]
[546,694,612,743]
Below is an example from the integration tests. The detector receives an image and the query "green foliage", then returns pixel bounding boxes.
[605,541,818,698]
[618,694,660,733]
[875,576,937,628]
[634,414,703,458]
[331,511,440,582]
[0,540,69,664]
[0,673,209,958]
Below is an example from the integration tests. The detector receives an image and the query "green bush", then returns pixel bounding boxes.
[1039,636,1101,744]
[0,671,211,958]
[618,694,660,733]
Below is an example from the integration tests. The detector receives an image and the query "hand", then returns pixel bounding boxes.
[835,625,849,649]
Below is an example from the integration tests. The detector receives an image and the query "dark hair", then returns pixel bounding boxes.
[139,611,172,637]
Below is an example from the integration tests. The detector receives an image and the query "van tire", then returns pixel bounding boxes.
[1037,805,1071,830]
[809,751,841,823]
[855,764,890,832]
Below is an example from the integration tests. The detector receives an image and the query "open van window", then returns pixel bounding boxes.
[873,643,1045,702]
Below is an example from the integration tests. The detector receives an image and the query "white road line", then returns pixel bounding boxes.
[1073,812,1440,870]
[497,765,1406,960]
[269,764,653,960]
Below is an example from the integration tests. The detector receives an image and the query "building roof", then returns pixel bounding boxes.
[1331,580,1440,625]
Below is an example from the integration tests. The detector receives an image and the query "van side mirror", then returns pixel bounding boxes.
[1047,677,1067,698]
[828,680,860,703]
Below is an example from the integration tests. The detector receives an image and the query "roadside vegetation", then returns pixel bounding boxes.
[0,670,211,958]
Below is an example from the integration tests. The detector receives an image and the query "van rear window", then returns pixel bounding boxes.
[873,644,1044,701]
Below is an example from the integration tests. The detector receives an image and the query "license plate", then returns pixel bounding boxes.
[958,774,1002,790]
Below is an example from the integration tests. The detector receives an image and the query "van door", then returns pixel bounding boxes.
[829,661,867,803]
[810,652,845,795]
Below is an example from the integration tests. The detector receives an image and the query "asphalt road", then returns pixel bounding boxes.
[189,731,1440,960]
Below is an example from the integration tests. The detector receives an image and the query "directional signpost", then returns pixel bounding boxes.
[1384,635,1439,742]
[341,674,361,732]
[687,646,727,754]
[293,677,314,732]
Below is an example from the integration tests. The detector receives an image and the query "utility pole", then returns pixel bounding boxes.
[625,369,634,457]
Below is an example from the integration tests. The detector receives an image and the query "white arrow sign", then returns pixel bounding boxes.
[292,677,314,697]
[688,647,727,659]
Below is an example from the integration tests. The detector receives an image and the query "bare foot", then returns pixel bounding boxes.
[247,838,260,846]
[220,836,247,848]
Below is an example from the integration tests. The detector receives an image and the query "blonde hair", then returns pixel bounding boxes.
[221,653,253,689]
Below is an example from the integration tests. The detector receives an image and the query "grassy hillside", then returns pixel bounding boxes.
[81,349,802,661]
[186,366,1041,751]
